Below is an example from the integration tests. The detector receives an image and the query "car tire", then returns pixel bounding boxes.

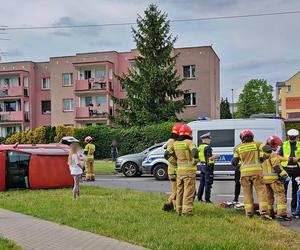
[122,162,139,177]
[153,164,168,180]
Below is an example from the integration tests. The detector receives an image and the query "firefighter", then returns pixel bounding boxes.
[278,129,300,216]
[231,130,270,218]
[162,123,182,212]
[197,132,219,203]
[84,136,96,181]
[262,136,291,221]
[166,124,198,216]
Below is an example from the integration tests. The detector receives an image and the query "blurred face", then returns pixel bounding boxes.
[289,136,297,143]
[70,142,79,152]
[203,138,212,144]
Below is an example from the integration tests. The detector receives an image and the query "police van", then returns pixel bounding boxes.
[142,119,285,180]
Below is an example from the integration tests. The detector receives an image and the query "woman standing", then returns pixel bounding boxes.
[68,140,83,198]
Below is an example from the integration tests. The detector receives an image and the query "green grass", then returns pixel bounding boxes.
[0,237,21,250]
[94,161,115,174]
[0,186,299,250]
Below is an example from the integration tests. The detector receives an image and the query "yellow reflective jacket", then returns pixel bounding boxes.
[233,141,263,177]
[167,139,198,174]
[165,138,177,175]
[198,144,215,165]
[262,153,288,184]
[84,143,95,160]
[281,141,300,167]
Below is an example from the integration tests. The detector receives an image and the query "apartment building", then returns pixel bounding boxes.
[277,71,300,120]
[0,46,220,137]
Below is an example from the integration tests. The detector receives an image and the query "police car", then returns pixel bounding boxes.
[142,118,285,180]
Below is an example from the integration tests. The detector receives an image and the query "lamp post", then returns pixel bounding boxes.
[231,88,234,118]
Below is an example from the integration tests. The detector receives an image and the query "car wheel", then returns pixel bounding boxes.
[122,162,139,177]
[153,164,168,180]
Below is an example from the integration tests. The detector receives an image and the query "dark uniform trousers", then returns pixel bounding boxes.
[198,164,214,201]
[284,167,300,211]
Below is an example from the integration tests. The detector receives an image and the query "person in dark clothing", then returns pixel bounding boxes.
[111,140,119,162]
[278,129,300,215]
[197,132,219,203]
[233,168,241,202]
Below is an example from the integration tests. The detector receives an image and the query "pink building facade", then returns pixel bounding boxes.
[0,46,219,137]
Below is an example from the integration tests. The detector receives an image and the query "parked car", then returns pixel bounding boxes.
[142,145,168,180]
[115,142,165,177]
[0,144,73,191]
[142,118,285,180]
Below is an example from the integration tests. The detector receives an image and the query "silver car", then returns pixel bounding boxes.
[115,142,165,177]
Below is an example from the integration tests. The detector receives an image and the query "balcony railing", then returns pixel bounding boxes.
[75,106,108,119]
[75,79,108,92]
[0,111,24,122]
[0,86,23,98]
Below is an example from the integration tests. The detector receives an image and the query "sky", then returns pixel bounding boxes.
[0,0,300,101]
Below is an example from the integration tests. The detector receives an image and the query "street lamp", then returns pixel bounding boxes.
[231,88,234,118]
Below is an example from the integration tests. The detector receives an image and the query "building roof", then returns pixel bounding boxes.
[284,70,300,83]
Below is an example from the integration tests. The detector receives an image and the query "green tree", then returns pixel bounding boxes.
[236,79,275,118]
[220,97,232,119]
[113,4,186,127]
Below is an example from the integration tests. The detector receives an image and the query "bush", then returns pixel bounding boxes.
[285,122,300,133]
[74,122,173,159]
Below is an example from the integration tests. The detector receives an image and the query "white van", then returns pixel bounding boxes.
[188,118,285,175]
[142,118,285,179]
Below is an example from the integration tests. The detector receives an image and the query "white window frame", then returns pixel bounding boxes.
[183,65,196,79]
[63,99,74,112]
[41,77,50,90]
[185,92,196,106]
[62,73,73,86]
[41,100,51,114]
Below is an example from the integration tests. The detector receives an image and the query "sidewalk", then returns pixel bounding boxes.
[0,209,148,250]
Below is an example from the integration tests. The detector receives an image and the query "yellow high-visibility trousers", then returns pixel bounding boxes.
[241,175,268,216]
[266,181,287,217]
[166,179,177,209]
[176,173,196,215]
[85,159,95,180]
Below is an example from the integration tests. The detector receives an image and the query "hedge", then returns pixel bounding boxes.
[74,122,173,159]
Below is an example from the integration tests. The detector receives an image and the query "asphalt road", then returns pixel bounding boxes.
[84,174,300,234]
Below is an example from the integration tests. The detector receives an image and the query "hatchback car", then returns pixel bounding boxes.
[115,142,165,177]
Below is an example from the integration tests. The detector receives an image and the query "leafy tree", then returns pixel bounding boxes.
[236,79,275,118]
[113,4,186,127]
[220,98,232,119]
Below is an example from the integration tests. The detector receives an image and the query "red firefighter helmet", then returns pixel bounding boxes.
[240,130,254,141]
[171,123,182,135]
[84,136,93,143]
[266,135,282,149]
[179,124,192,137]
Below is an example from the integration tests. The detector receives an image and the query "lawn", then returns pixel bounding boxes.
[0,237,21,250]
[94,160,115,174]
[0,186,299,250]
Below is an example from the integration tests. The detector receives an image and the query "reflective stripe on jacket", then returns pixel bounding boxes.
[281,141,300,167]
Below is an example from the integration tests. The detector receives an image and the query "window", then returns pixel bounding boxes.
[95,69,105,80]
[184,93,196,106]
[23,77,29,88]
[62,73,73,86]
[183,65,196,78]
[84,96,93,106]
[197,130,234,147]
[41,78,50,89]
[84,70,92,80]
[63,99,74,112]
[287,85,292,92]
[41,101,51,114]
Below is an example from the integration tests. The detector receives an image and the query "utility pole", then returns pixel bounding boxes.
[231,88,234,118]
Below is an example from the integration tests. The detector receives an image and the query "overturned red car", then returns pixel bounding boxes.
[0,144,73,191]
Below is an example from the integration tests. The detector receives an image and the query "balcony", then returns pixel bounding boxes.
[0,111,24,123]
[0,86,23,99]
[75,107,108,120]
[75,79,112,94]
